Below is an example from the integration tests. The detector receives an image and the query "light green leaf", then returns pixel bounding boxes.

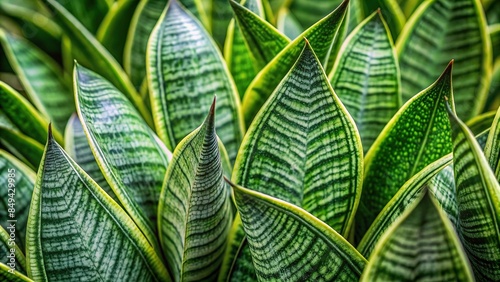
[0,225,26,274]
[64,114,119,203]
[485,106,500,179]
[178,0,211,32]
[330,10,401,153]
[158,99,232,281]
[357,62,454,240]
[448,104,500,280]
[52,0,109,33]
[276,7,303,39]
[360,191,474,281]
[0,150,35,252]
[355,0,405,39]
[75,64,171,251]
[124,0,167,89]
[0,263,31,282]
[241,0,348,126]
[230,181,367,281]
[211,0,234,48]
[46,0,153,126]
[0,127,43,169]
[466,110,496,134]
[25,129,171,282]
[147,0,244,163]
[401,0,424,17]
[397,0,491,120]
[0,31,74,133]
[282,0,344,32]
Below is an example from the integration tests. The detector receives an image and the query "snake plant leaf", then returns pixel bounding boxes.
[484,0,500,25]
[397,0,491,120]
[124,0,167,89]
[330,10,401,153]
[401,0,424,17]
[466,110,496,134]
[230,181,367,281]
[224,0,266,99]
[485,60,500,112]
[147,0,244,163]
[277,8,303,39]
[52,0,109,34]
[75,64,171,251]
[234,42,362,235]
[26,128,171,282]
[360,191,474,281]
[158,99,232,281]
[64,114,118,203]
[96,0,140,64]
[490,24,500,61]
[229,0,290,70]
[355,0,405,39]
[241,0,348,126]
[447,105,500,280]
[212,0,234,48]
[357,61,454,241]
[0,31,73,133]
[283,0,344,32]
[178,0,211,32]
[0,225,26,274]
[46,0,153,126]
[0,263,31,282]
[0,81,63,145]
[0,150,35,252]
[0,128,43,169]
[484,106,500,179]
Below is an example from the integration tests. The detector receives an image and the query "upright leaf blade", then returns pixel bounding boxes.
[330,10,401,153]
[484,105,500,178]
[0,225,26,274]
[0,128,44,169]
[231,182,367,281]
[0,263,31,282]
[26,129,171,281]
[147,0,244,163]
[75,64,171,251]
[397,0,491,120]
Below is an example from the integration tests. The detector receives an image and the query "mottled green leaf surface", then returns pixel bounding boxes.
[361,192,474,281]
[0,225,26,274]
[75,65,171,251]
[330,11,401,153]
[53,0,109,34]
[448,105,500,280]
[231,182,366,281]
[25,130,171,282]
[485,106,500,179]
[147,0,244,163]
[0,263,31,282]
[397,0,491,120]
[158,100,232,281]
[356,0,406,39]
[357,62,454,240]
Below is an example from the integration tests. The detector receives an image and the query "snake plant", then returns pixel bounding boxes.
[0,0,499,281]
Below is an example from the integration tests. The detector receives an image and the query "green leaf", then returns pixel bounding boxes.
[484,106,500,178]
[490,24,500,62]
[0,225,26,274]
[357,62,454,241]
[158,99,233,281]
[64,114,119,204]
[0,263,31,282]
[282,0,344,32]
[241,0,348,126]
[466,110,496,134]
[124,0,167,89]
[397,0,491,120]
[360,191,474,281]
[447,104,500,280]
[229,0,290,70]
[46,0,153,126]
[178,0,211,32]
[484,0,500,25]
[52,0,109,34]
[147,0,244,163]
[0,127,44,169]
[211,0,234,48]
[26,128,171,282]
[330,10,401,153]
[230,181,367,281]
[355,0,406,40]
[75,64,171,251]
[0,150,36,252]
[0,31,74,133]
[276,7,303,39]
[96,0,140,64]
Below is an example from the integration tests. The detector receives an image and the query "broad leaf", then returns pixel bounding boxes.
[0,225,26,274]
[75,64,171,251]
[357,62,454,240]
[158,99,232,281]
[0,150,35,252]
[360,192,474,281]
[0,31,73,133]
[25,128,171,281]
[147,0,244,163]
[448,104,500,280]
[231,181,367,281]
[397,0,491,120]
[0,128,43,169]
[46,0,152,126]
[330,10,401,153]
[241,0,348,126]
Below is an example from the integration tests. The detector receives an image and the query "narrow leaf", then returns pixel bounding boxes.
[360,192,474,281]
[397,0,491,120]
[158,99,232,281]
[231,181,367,281]
[75,64,171,251]
[357,62,454,240]
[26,129,171,281]
[447,103,500,280]
[0,263,31,282]
[490,24,500,61]
[147,0,244,163]
[330,10,401,153]
[52,0,109,33]
[0,225,26,274]
[485,106,500,179]
[0,127,43,169]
